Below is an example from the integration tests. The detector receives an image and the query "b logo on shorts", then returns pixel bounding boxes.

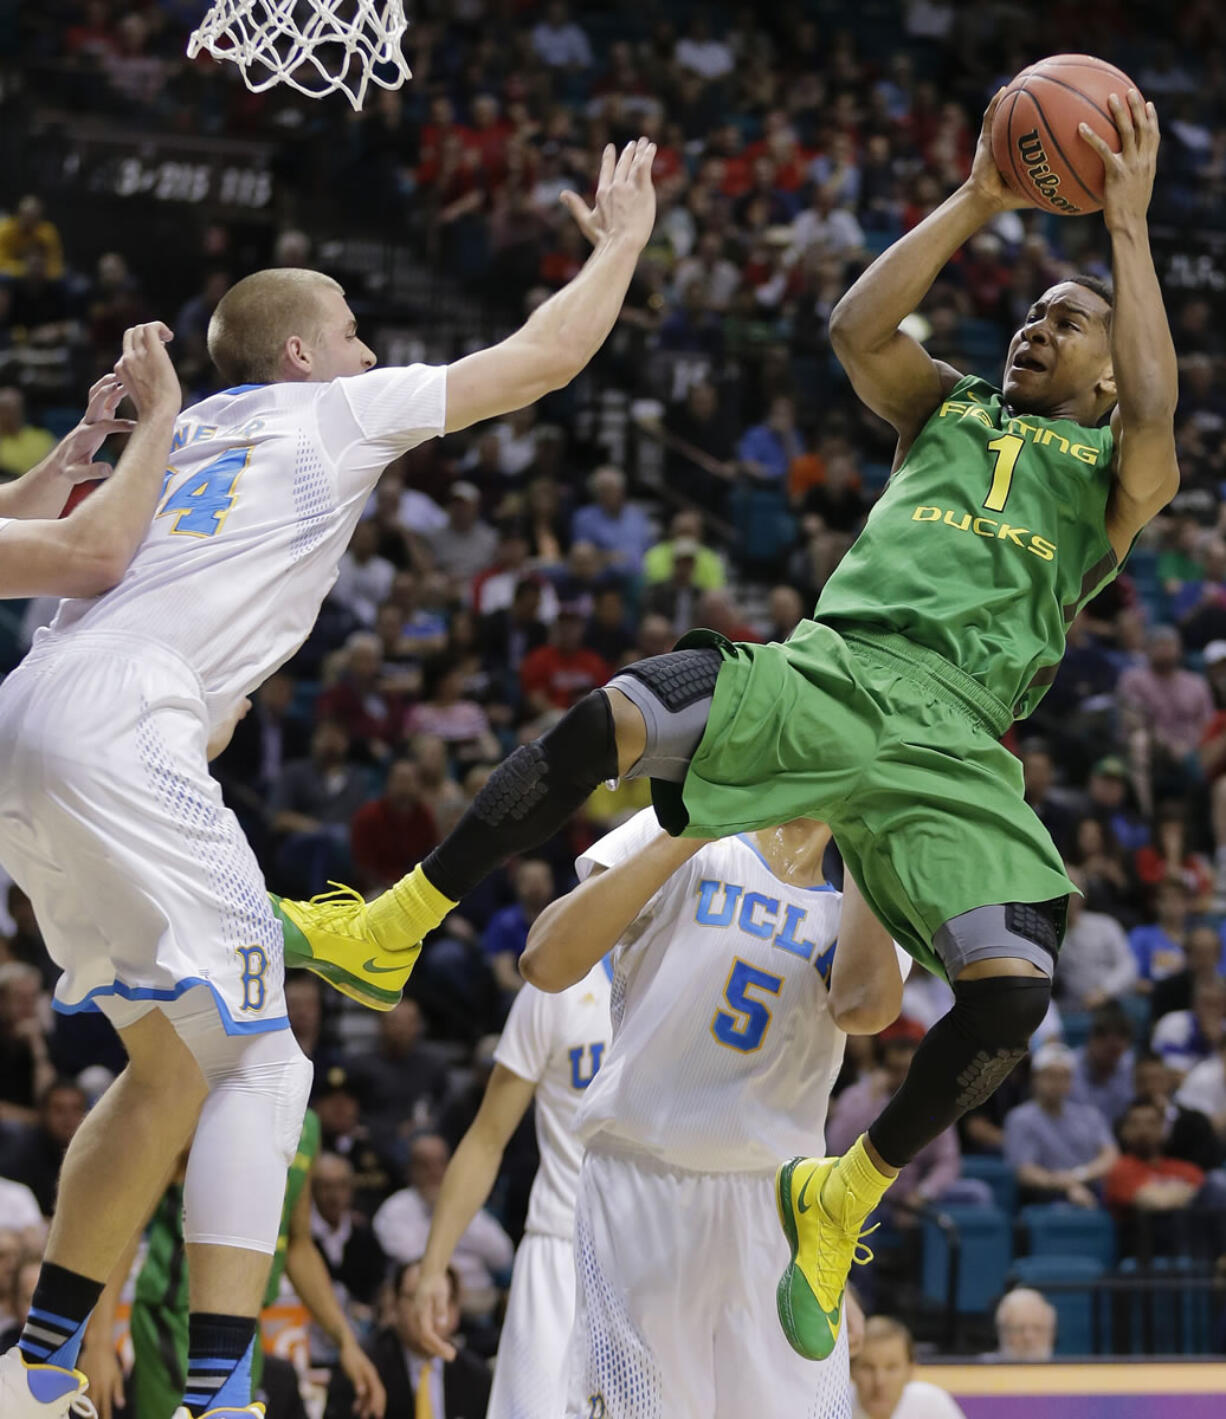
[585,1397,606,1419]
[236,945,268,1012]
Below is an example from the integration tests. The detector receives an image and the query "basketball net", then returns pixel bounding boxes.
[187,0,412,110]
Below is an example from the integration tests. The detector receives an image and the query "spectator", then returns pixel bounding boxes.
[1104,1098,1218,1257]
[0,196,64,279]
[1003,1041,1118,1207]
[660,381,738,508]
[323,1259,492,1419]
[642,509,727,591]
[737,395,804,482]
[852,1315,966,1419]
[432,481,499,585]
[529,0,592,69]
[1085,755,1150,855]
[405,657,500,763]
[1068,815,1137,924]
[409,733,466,830]
[765,584,805,643]
[0,963,55,1123]
[570,467,655,573]
[269,720,371,896]
[472,524,559,622]
[0,1078,88,1216]
[1134,1049,1221,1170]
[1152,921,1224,1021]
[316,633,409,760]
[1119,625,1213,785]
[212,670,311,812]
[826,1022,988,1219]
[314,1069,396,1218]
[674,15,735,80]
[518,605,611,716]
[1071,1003,1137,1125]
[1020,742,1076,857]
[347,999,450,1140]
[584,583,636,667]
[1130,877,1192,988]
[483,858,555,1000]
[1056,869,1139,1010]
[2,885,55,990]
[1133,799,1212,900]
[0,1174,43,1248]
[0,389,55,480]
[332,520,397,627]
[372,1133,513,1317]
[349,758,438,891]
[1151,977,1226,1076]
[309,1152,390,1312]
[989,1288,1057,1363]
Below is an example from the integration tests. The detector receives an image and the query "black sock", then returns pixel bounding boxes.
[424,690,618,901]
[868,976,1051,1168]
[19,1261,104,1370]
[183,1312,258,1416]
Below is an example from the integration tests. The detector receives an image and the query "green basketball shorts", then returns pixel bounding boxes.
[647,621,1074,978]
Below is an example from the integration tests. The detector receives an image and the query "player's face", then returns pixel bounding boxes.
[1002,282,1113,416]
[307,289,377,380]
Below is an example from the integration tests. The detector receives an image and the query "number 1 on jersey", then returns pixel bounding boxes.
[984,433,1023,513]
[159,446,251,537]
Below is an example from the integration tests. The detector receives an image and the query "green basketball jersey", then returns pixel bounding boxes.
[817,375,1118,719]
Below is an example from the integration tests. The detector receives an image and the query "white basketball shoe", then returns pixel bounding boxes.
[0,1349,96,1417]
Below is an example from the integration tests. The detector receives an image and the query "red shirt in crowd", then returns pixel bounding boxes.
[350,797,438,890]
[1104,1155,1204,1213]
[519,645,611,710]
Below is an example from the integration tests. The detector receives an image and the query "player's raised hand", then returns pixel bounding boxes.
[44,373,138,484]
[113,321,181,419]
[410,1269,459,1361]
[560,137,658,253]
[967,90,1032,213]
[1079,90,1160,232]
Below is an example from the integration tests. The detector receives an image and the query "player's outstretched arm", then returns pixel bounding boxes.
[830,92,1027,447]
[442,139,657,433]
[414,1064,537,1361]
[828,871,906,1034]
[1080,94,1180,559]
[0,374,135,521]
[0,323,180,600]
[521,831,706,992]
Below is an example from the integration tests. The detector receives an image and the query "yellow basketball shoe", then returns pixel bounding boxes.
[775,1156,878,1361]
[271,869,454,1011]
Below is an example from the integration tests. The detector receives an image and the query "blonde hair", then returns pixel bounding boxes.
[207,268,343,384]
[859,1315,916,1363]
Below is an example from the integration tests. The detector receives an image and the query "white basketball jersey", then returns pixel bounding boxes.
[43,367,446,725]
[494,961,613,1240]
[575,810,910,1174]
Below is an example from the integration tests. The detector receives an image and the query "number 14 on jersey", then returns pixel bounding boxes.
[158,446,251,537]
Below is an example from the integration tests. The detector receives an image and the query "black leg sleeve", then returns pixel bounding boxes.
[867,975,1052,1169]
[422,691,619,902]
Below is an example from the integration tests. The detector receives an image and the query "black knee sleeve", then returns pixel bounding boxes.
[423,692,618,901]
[867,974,1052,1169]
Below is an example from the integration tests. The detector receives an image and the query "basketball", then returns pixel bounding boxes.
[991,54,1141,216]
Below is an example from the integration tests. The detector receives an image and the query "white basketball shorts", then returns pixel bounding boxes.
[489,1232,576,1419]
[566,1146,852,1419]
[0,631,286,1035]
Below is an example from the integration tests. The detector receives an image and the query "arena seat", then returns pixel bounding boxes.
[1021,1204,1116,1267]
[921,1203,1012,1314]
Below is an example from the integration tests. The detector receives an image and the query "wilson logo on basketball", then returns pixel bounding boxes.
[1016,129,1083,214]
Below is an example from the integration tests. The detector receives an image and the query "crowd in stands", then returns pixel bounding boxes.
[5,0,1226,1395]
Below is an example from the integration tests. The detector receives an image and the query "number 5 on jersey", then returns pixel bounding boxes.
[159,446,252,537]
[711,958,783,1053]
